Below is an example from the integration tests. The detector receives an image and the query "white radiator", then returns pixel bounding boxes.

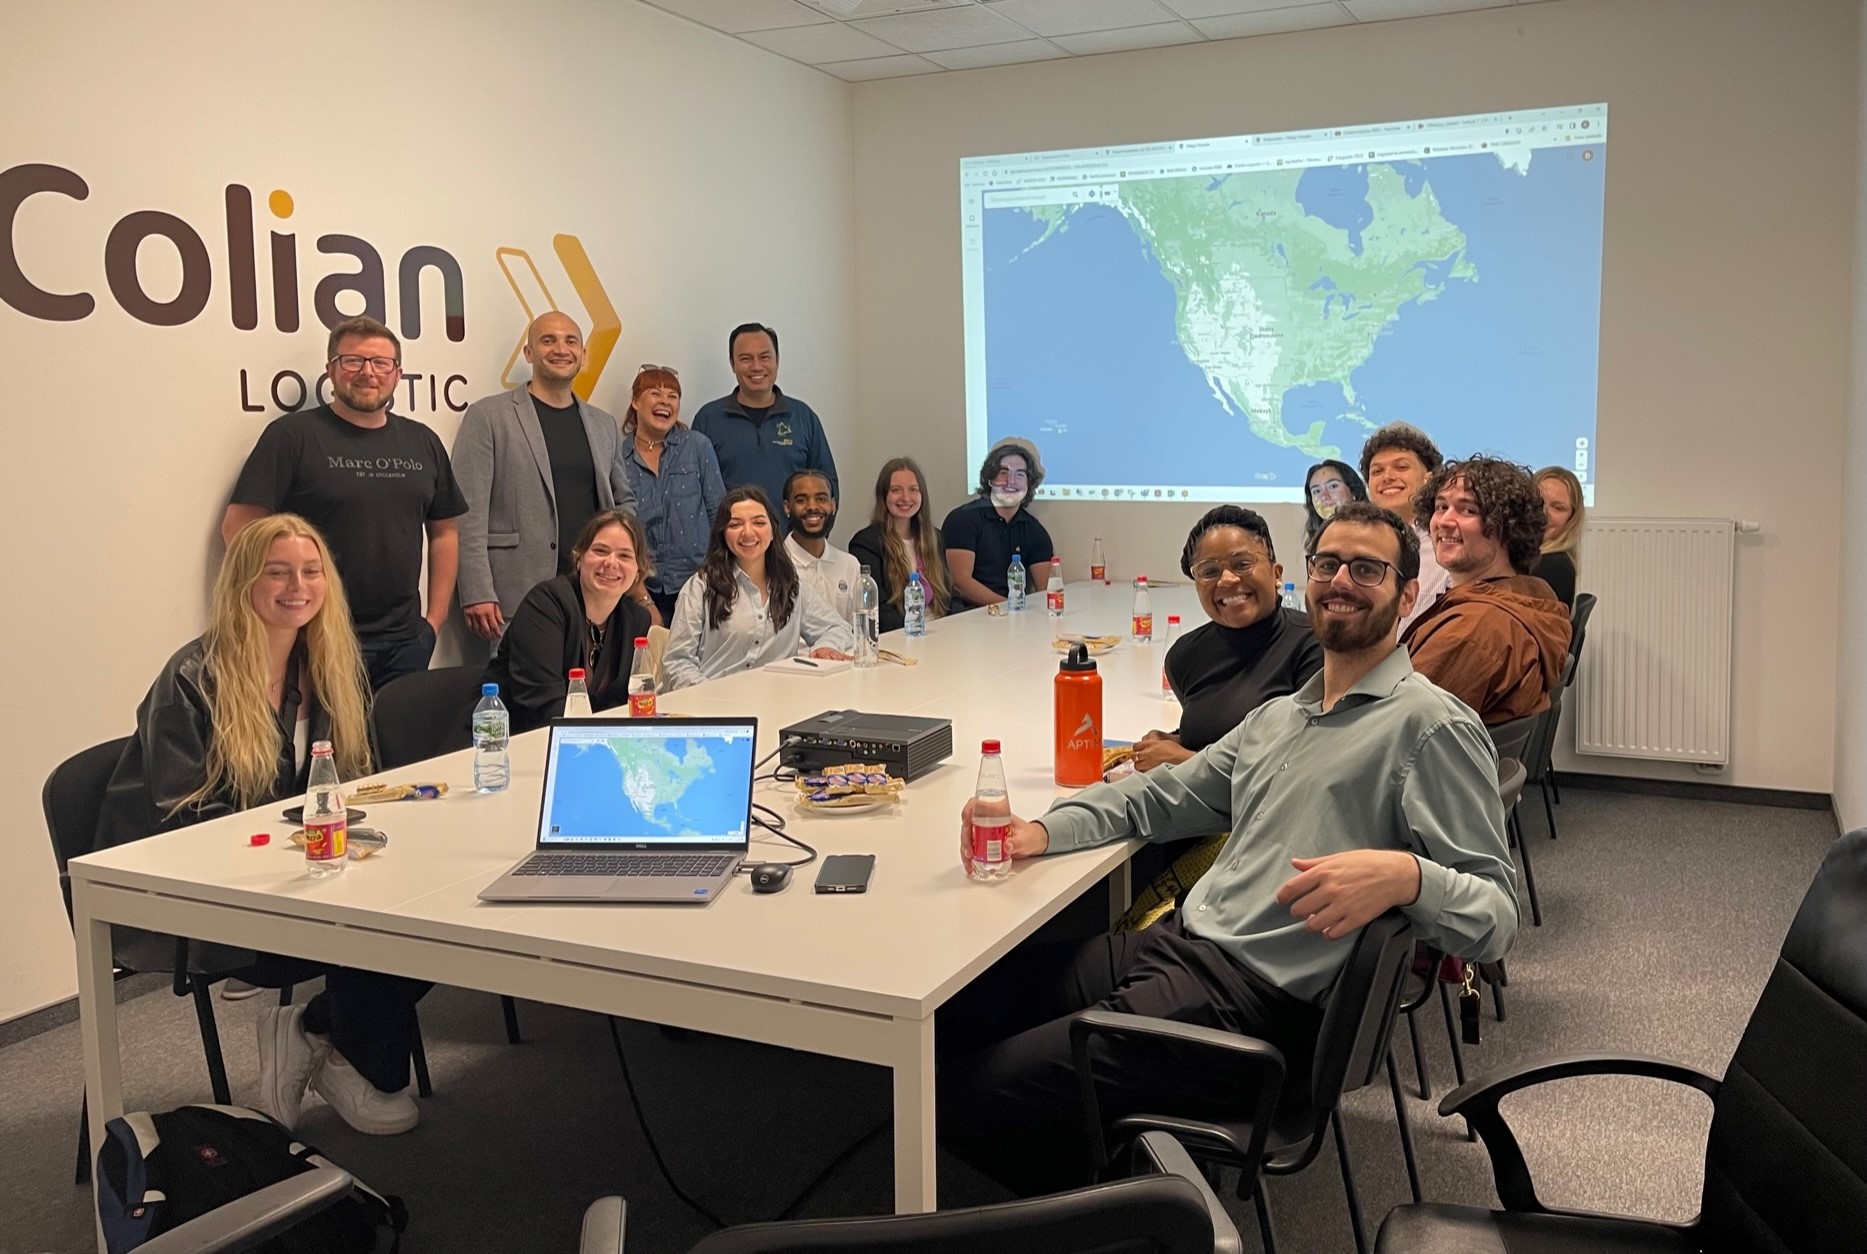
[1573,517,1736,765]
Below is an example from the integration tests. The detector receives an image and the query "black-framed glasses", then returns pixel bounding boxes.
[1306,553,1400,587]
[1190,554,1262,583]
[331,354,399,374]
[639,363,679,377]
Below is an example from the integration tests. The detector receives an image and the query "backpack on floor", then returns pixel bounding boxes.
[95,1103,407,1253]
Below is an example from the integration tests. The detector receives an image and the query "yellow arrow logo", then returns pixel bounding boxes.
[494,234,620,401]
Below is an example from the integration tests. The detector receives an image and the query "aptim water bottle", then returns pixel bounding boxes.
[970,740,1012,883]
[1007,552,1027,612]
[473,683,510,793]
[1054,643,1103,787]
[1045,559,1064,621]
[1131,576,1154,643]
[628,636,657,717]
[855,565,881,667]
[563,668,593,718]
[1091,537,1107,582]
[303,740,347,877]
[903,572,928,638]
[1161,614,1182,697]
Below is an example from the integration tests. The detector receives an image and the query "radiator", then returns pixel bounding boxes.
[1573,517,1736,765]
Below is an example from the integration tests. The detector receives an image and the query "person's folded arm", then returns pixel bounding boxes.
[797,582,854,654]
[1397,717,1520,962]
[945,548,1002,607]
[660,582,707,692]
[497,589,573,729]
[1406,622,1505,720]
[1040,726,1240,854]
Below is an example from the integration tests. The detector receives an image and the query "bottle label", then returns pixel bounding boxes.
[1090,564,1106,581]
[629,691,658,718]
[1132,613,1153,638]
[1046,588,1063,613]
[305,818,346,862]
[971,823,1006,864]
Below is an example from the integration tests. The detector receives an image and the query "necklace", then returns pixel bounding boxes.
[587,620,606,667]
[635,433,666,453]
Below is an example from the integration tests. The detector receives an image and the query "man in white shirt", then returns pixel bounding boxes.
[782,469,862,624]
[1360,422,1449,633]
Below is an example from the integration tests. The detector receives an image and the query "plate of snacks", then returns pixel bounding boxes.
[794,764,906,813]
[1053,634,1122,655]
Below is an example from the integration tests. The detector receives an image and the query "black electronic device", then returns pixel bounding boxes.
[779,710,953,780]
[749,863,793,893]
[814,854,875,894]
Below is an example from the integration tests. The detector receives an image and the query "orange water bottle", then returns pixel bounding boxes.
[1054,642,1103,787]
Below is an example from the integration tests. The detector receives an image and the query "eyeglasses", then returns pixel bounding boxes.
[1190,555,1262,583]
[992,470,1029,484]
[332,355,399,374]
[1306,553,1400,587]
[639,363,679,377]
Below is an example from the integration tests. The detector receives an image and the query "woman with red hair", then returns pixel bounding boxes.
[620,364,726,622]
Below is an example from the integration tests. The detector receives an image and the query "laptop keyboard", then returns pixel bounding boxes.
[514,854,737,878]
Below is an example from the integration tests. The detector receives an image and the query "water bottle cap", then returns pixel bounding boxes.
[1168,615,1181,624]
[481,683,498,696]
[1136,575,1148,586]
[981,739,1001,755]
[568,668,586,680]
[1060,642,1097,672]
[860,563,871,575]
[310,740,333,755]
[634,636,649,647]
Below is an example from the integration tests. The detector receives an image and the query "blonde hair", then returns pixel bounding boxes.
[1535,466,1586,566]
[869,458,950,618]
[178,515,372,815]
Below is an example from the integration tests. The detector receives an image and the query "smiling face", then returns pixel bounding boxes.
[523,312,584,385]
[1366,448,1431,521]
[1190,525,1281,630]
[731,330,778,398]
[326,332,400,414]
[886,469,922,522]
[1308,467,1356,516]
[784,473,836,541]
[1307,521,1414,653]
[1539,476,1573,542]
[724,499,774,567]
[576,522,639,603]
[1430,477,1509,579]
[249,535,327,633]
[632,385,681,438]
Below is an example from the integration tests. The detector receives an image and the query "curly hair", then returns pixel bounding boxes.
[1358,422,1444,481]
[976,438,1045,507]
[1415,456,1547,575]
[1179,505,1275,577]
[1310,501,1421,582]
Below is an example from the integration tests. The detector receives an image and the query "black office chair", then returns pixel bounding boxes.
[105,1168,354,1254]
[1524,655,1576,841]
[1072,912,1418,1254]
[1375,826,1867,1254]
[579,1131,1242,1254]
[1543,593,1595,809]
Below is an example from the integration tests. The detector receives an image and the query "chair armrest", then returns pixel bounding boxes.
[580,1197,627,1254]
[1129,1131,1245,1254]
[1069,1009,1285,1179]
[1439,1052,1720,1215]
[133,1167,352,1254]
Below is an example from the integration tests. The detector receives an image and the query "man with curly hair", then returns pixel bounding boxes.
[1402,456,1572,726]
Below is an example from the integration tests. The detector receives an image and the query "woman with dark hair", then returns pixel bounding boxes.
[849,457,952,633]
[662,486,853,691]
[1302,459,1369,550]
[484,509,655,733]
[941,436,1057,608]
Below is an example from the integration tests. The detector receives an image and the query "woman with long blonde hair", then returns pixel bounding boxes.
[1531,466,1585,607]
[96,514,431,1139]
[849,457,953,632]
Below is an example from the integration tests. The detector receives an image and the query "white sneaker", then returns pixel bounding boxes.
[311,1050,419,1135]
[255,1005,328,1130]
[219,978,265,1002]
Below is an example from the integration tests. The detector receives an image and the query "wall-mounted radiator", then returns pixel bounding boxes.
[1574,517,1736,766]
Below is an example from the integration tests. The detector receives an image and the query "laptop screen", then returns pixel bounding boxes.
[537,720,756,848]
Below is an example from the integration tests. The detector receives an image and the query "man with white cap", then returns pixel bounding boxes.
[942,435,1058,609]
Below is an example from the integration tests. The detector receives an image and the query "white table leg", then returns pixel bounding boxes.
[73,879,123,1253]
[891,1014,937,1213]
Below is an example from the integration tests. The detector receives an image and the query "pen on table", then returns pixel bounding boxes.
[795,657,818,668]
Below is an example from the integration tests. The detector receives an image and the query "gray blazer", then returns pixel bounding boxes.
[451,386,636,616]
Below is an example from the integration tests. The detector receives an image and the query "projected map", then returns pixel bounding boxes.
[961,105,1606,502]
[543,732,751,842]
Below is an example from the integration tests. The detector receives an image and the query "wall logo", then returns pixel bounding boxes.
[495,235,618,402]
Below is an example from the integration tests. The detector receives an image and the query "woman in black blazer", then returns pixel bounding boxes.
[485,509,654,733]
[847,457,953,633]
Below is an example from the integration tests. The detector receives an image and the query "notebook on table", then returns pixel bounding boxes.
[478,716,756,904]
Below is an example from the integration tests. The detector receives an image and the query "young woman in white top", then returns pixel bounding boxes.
[662,486,854,691]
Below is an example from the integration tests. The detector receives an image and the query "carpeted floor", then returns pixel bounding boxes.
[0,787,1840,1254]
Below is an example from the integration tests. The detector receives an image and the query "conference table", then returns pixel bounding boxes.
[70,578,1207,1231]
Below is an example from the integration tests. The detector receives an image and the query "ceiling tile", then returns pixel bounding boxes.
[984,0,1180,38]
[850,5,1030,50]
[1051,21,1204,54]
[740,21,905,61]
[1160,0,1328,18]
[818,52,943,78]
[641,0,831,34]
[1192,3,1354,38]
[923,38,1070,67]
[1341,0,1507,20]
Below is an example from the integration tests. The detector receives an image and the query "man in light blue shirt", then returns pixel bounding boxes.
[939,501,1518,1196]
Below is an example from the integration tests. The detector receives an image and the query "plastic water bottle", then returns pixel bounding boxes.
[563,668,593,718]
[855,565,881,667]
[1161,614,1181,697]
[473,683,510,793]
[1007,552,1027,612]
[1282,581,1298,610]
[969,739,1012,883]
[903,572,928,638]
[1131,576,1153,642]
[1091,536,1106,582]
[628,636,657,717]
[303,740,346,877]
[1045,560,1064,622]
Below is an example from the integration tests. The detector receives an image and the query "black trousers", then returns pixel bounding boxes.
[937,911,1323,1197]
[359,619,436,692]
[243,955,432,1094]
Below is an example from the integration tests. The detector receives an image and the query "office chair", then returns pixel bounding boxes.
[106,1168,354,1254]
[1375,826,1867,1253]
[1544,592,1595,808]
[646,624,671,688]
[1524,655,1576,840]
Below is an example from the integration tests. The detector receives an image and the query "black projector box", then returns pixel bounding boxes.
[779,710,954,781]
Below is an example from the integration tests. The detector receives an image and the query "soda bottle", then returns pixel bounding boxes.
[1054,643,1103,787]
[903,571,928,638]
[303,740,347,877]
[969,740,1012,883]
[628,636,658,717]
[1045,559,1064,620]
[855,565,881,667]
[1161,614,1182,696]
[1090,537,1107,582]
[473,683,510,793]
[1007,552,1027,612]
[563,667,593,718]
[1131,576,1153,642]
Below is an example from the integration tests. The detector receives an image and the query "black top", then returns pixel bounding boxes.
[940,497,1055,603]
[229,405,467,641]
[1531,550,1576,608]
[848,523,947,633]
[531,394,600,575]
[1165,608,1325,751]
[484,573,652,734]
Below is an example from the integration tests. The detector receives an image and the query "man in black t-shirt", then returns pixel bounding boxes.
[942,436,1058,608]
[222,316,468,689]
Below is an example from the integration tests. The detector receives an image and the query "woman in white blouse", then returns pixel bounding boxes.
[662,486,854,691]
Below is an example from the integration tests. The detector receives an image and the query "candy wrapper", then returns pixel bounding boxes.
[349,782,448,803]
[794,763,906,810]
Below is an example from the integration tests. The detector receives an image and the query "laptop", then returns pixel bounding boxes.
[478,716,756,904]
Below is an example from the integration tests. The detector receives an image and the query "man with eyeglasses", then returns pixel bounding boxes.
[222,315,466,689]
[941,436,1057,609]
[692,323,838,524]
[937,500,1517,1198]
[451,312,640,652]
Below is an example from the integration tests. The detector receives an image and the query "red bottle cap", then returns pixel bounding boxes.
[248,833,270,846]
[981,739,1001,755]
[568,667,586,680]
[1168,615,1181,624]
[634,636,650,647]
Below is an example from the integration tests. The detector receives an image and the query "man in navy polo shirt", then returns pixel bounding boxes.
[691,323,838,520]
[942,436,1058,609]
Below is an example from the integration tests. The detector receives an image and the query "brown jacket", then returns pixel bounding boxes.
[1402,575,1572,726]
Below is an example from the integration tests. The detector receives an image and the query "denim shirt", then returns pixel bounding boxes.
[622,424,726,598]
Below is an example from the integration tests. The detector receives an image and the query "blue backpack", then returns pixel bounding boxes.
[96,1103,406,1253]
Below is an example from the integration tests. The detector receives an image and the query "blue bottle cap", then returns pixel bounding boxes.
[482,683,498,695]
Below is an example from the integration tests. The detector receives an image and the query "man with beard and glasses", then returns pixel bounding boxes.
[223,316,467,690]
[451,312,642,653]
[782,469,861,625]
[936,500,1517,1198]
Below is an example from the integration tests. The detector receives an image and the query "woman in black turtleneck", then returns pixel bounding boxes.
[1134,506,1324,771]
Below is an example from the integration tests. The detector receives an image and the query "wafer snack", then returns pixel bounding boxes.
[794,763,907,809]
[349,782,448,803]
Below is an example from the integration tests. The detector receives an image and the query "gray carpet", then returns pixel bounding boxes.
[0,787,1840,1254]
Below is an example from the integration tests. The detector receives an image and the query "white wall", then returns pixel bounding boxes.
[0,0,854,1021]
[850,0,1857,796]
[1839,0,1867,834]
